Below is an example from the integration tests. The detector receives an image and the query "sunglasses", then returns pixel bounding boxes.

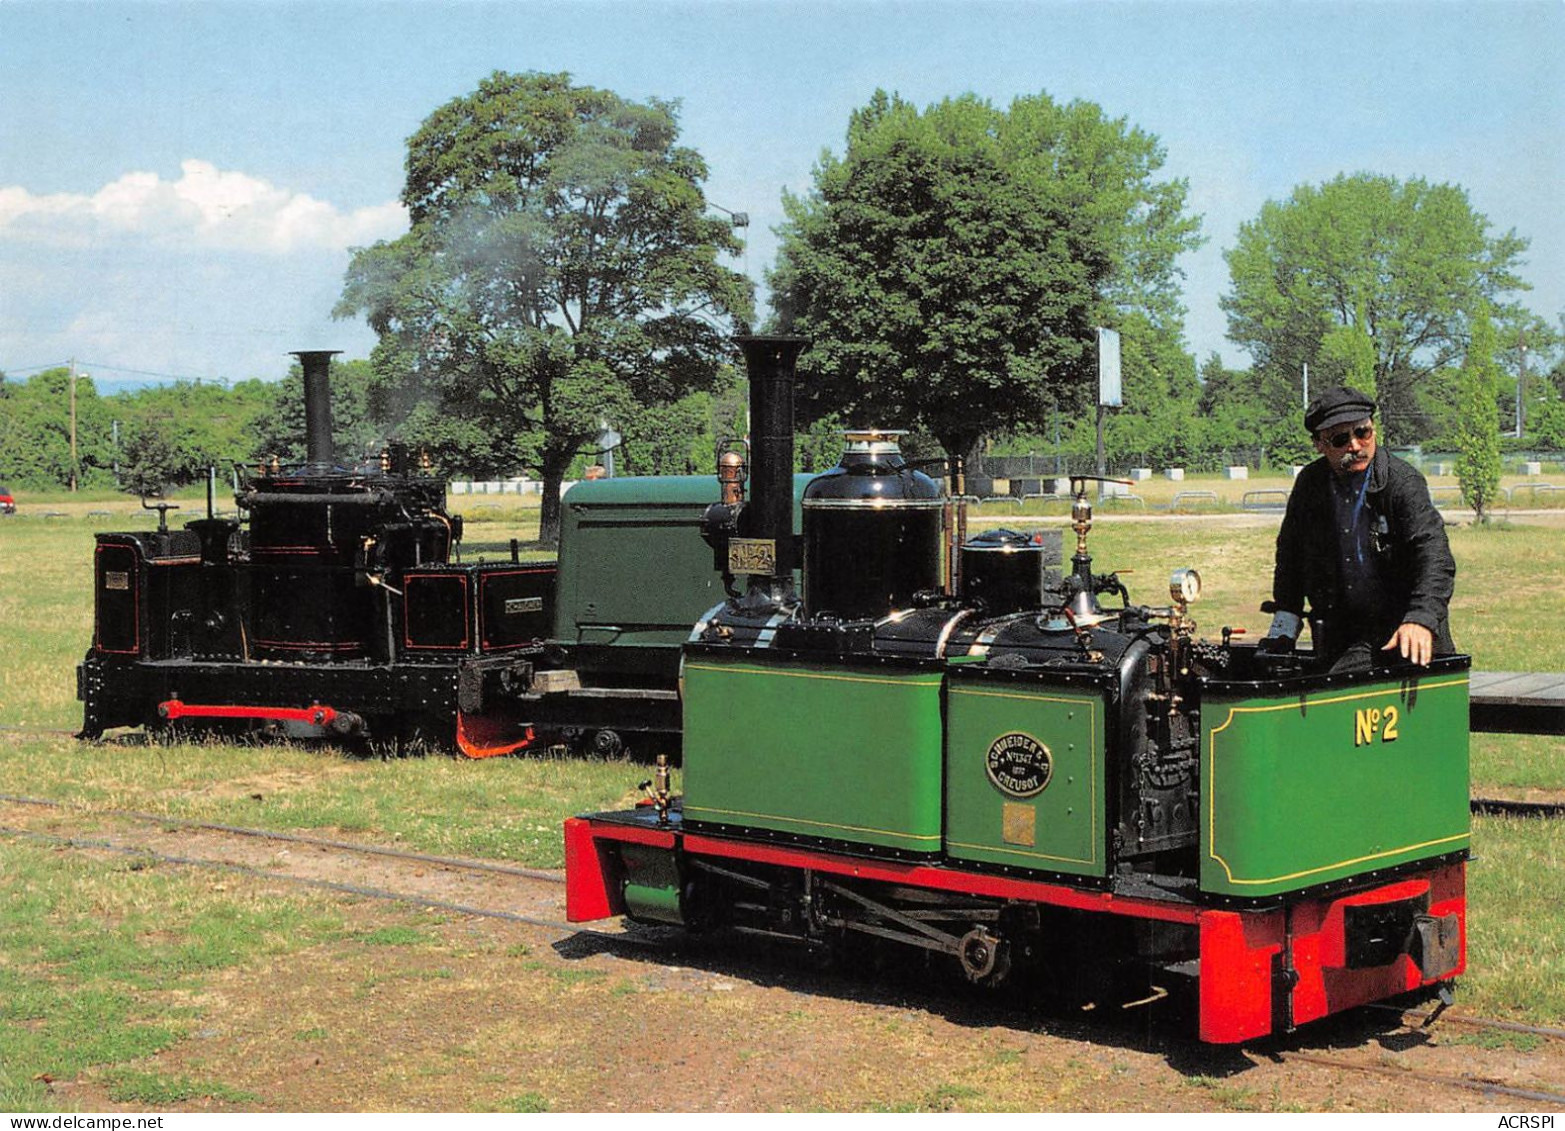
[1323,424,1374,448]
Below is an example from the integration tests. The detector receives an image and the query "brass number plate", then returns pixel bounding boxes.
[727,538,776,576]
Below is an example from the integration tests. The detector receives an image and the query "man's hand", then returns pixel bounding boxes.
[1255,634,1295,657]
[1382,622,1434,666]
[1257,609,1302,656]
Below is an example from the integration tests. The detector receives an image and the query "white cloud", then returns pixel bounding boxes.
[0,160,406,254]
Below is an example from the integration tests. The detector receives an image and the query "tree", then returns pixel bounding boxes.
[336,71,753,542]
[0,368,114,488]
[1497,311,1563,438]
[118,417,181,496]
[1529,387,1565,450]
[1222,173,1529,442]
[110,380,274,492]
[615,391,712,476]
[1456,311,1503,523]
[769,90,1201,468]
[1315,324,1378,396]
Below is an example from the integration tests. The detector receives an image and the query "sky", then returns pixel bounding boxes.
[1,0,1561,392]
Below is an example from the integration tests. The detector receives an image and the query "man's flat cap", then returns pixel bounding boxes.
[1304,386,1377,434]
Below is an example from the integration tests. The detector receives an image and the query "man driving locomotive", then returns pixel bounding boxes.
[1258,386,1456,671]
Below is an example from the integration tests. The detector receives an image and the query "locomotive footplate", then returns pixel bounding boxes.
[565,811,1467,1043]
[77,652,537,744]
[517,686,682,739]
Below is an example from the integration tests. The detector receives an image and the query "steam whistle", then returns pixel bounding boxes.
[1065,475,1133,619]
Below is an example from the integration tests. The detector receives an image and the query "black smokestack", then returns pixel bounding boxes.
[293,350,341,469]
[735,335,808,596]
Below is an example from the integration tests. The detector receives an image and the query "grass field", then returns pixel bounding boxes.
[1,492,1562,1110]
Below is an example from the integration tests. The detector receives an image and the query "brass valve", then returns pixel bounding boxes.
[639,755,674,824]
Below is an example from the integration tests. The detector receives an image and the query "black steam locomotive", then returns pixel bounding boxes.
[78,351,557,755]
[79,350,782,756]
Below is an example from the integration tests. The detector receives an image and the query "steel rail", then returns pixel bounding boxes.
[1367,1003,1565,1042]
[0,824,639,950]
[0,791,565,884]
[1470,798,1565,819]
[1280,1051,1565,1107]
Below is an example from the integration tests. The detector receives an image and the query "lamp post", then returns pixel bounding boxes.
[708,202,749,229]
[709,202,751,300]
[1516,329,1528,439]
[68,361,88,492]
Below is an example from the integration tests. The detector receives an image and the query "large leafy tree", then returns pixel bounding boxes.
[769,90,1201,466]
[335,71,753,542]
[0,368,114,488]
[1222,173,1529,442]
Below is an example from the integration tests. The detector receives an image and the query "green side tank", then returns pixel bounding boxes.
[942,663,1110,878]
[680,649,947,856]
[1198,659,1471,898]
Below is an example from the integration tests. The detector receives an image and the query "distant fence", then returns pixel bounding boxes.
[972,449,1565,480]
[972,449,1270,479]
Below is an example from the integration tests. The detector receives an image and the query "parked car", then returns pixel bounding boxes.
[0,485,14,515]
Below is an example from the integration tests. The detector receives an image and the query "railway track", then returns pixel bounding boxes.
[1278,1051,1565,1107]
[0,796,653,952]
[0,822,580,930]
[0,790,566,884]
[4,793,1564,1109]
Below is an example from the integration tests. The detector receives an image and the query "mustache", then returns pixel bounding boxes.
[1339,451,1366,470]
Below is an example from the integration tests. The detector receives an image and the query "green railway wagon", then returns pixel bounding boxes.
[553,475,810,680]
[1198,657,1472,899]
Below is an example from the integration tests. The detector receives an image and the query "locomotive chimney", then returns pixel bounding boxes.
[735,335,808,601]
[293,350,341,470]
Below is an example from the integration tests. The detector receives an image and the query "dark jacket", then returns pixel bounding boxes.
[1274,448,1456,656]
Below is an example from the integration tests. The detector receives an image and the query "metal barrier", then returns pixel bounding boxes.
[1097,493,1146,511]
[1170,491,1220,512]
[1428,485,1464,507]
[1507,482,1559,506]
[1240,489,1289,511]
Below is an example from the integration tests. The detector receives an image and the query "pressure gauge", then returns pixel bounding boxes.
[1170,568,1202,605]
